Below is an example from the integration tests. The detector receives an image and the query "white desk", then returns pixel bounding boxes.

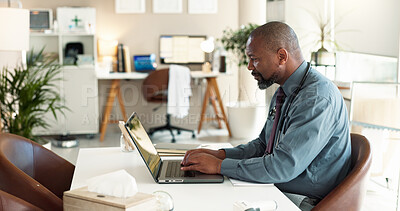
[96,71,149,80]
[71,147,299,211]
[96,70,232,141]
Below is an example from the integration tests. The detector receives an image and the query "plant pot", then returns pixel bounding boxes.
[227,101,267,139]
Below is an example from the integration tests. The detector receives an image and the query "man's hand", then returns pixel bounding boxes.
[180,152,223,174]
[181,148,226,166]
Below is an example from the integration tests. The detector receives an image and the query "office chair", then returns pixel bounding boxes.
[0,133,75,211]
[142,68,195,143]
[312,133,372,211]
[0,190,42,211]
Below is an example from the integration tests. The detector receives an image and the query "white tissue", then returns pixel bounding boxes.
[87,169,138,198]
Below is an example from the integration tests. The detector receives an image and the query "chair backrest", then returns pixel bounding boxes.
[142,68,169,103]
[0,133,75,211]
[0,190,42,211]
[312,133,372,211]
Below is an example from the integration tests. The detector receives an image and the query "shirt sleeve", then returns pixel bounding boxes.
[220,95,338,183]
[222,122,267,159]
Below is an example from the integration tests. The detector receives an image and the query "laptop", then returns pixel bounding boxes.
[124,112,224,184]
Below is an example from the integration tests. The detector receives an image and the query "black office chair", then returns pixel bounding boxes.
[142,68,195,143]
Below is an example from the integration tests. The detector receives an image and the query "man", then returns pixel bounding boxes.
[181,22,351,210]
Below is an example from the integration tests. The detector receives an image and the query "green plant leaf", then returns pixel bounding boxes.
[0,48,66,142]
[219,23,259,67]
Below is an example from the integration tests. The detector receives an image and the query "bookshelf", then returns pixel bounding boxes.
[30,32,99,136]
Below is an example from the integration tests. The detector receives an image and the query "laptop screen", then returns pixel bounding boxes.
[125,113,161,179]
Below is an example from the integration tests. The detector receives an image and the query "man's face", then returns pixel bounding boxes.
[245,36,280,89]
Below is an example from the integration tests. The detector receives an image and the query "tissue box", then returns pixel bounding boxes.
[64,187,157,211]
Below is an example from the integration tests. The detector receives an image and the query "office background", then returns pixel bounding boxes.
[20,0,400,132]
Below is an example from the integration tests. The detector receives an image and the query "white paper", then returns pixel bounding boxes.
[188,0,218,14]
[229,178,274,187]
[115,0,145,14]
[153,0,182,13]
[197,143,233,150]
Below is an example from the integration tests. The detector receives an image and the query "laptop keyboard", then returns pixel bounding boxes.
[165,161,195,178]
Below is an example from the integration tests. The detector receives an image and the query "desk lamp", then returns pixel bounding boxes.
[97,39,118,72]
[200,36,214,73]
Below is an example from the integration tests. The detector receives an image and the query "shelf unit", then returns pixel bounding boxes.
[30,32,99,136]
[30,32,97,65]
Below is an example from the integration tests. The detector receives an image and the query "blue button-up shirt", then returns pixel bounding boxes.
[221,61,351,199]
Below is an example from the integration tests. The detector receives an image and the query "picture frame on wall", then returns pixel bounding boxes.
[188,0,218,14]
[115,0,145,14]
[153,0,182,14]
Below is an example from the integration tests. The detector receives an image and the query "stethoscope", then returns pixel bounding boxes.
[269,62,311,150]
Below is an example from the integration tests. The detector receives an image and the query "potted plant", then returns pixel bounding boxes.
[0,49,66,144]
[220,23,259,98]
[219,23,268,139]
[309,12,337,67]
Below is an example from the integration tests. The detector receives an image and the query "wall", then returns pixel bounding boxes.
[21,0,240,132]
[335,0,400,57]
[238,0,267,105]
[285,0,400,59]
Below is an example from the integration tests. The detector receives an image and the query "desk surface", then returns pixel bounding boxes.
[71,147,299,211]
[96,70,224,80]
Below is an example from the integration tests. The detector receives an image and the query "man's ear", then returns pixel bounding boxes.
[277,48,288,65]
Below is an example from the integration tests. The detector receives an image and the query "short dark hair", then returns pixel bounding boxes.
[250,21,302,58]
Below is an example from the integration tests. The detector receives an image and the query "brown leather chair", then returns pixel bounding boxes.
[0,190,42,211]
[0,133,75,211]
[312,133,372,211]
[142,68,195,142]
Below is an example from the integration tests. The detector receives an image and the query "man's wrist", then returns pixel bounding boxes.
[217,149,226,159]
[216,159,222,174]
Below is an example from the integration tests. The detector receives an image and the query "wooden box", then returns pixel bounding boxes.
[64,187,157,211]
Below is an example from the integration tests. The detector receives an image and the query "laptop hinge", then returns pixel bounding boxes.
[155,161,163,181]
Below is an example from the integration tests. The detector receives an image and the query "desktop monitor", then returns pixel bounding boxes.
[30,9,53,31]
[159,35,206,64]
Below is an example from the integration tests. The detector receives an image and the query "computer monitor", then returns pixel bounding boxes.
[159,35,206,64]
[30,9,53,31]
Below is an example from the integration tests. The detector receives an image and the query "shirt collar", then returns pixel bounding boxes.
[281,60,308,97]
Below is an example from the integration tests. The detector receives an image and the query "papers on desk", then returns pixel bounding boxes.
[154,143,233,156]
[197,143,233,150]
[154,143,200,156]
[229,178,274,187]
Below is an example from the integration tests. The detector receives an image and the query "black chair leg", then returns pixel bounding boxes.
[148,114,195,142]
[168,128,176,143]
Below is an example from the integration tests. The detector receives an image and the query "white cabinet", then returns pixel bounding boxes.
[30,33,99,135]
[30,32,96,65]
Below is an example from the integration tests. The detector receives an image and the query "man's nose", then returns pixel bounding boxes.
[247,61,254,71]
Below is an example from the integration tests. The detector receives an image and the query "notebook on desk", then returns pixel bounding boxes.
[124,112,224,184]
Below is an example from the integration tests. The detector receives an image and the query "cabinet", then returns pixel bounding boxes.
[29,32,96,65]
[30,33,99,135]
